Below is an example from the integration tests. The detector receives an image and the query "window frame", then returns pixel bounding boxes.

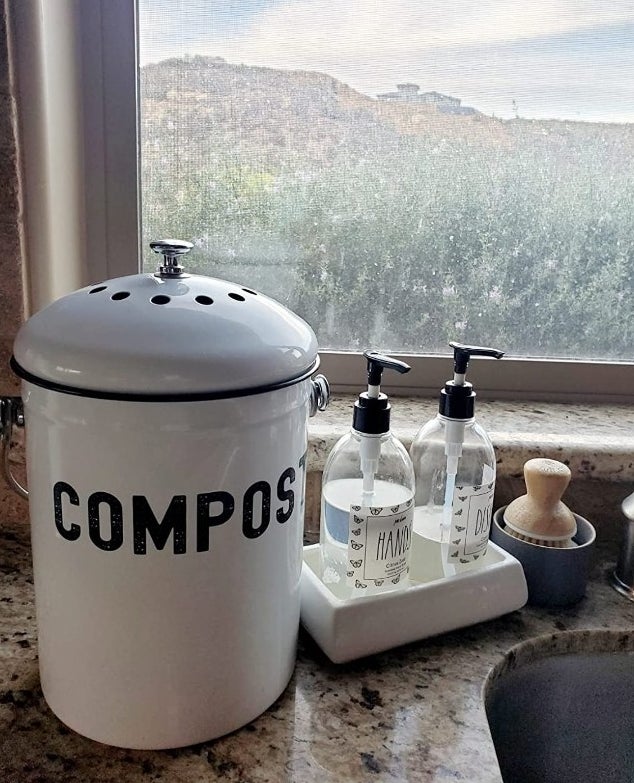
[8,0,634,403]
[8,0,139,314]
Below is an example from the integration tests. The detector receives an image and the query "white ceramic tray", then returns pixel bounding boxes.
[300,536,528,663]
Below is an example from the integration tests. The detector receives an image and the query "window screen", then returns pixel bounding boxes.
[139,2,634,360]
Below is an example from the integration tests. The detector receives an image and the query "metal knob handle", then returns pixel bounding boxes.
[0,396,27,499]
[309,374,330,417]
[150,239,193,278]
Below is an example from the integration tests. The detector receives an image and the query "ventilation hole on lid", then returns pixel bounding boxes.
[195,295,213,306]
[228,292,246,302]
[242,288,257,295]
[111,291,130,301]
[89,285,107,294]
[151,295,171,305]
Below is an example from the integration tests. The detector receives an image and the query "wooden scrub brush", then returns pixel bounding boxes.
[504,458,577,548]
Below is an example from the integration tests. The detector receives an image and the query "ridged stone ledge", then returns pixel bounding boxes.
[304,395,634,544]
[309,396,634,481]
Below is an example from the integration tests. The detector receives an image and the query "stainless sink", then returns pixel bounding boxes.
[484,630,634,783]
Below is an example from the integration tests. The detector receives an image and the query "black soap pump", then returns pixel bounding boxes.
[320,351,416,596]
[410,342,504,576]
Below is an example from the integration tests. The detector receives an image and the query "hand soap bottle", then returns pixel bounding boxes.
[320,351,415,598]
[410,342,503,576]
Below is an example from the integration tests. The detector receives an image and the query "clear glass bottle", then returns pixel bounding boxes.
[319,352,415,599]
[410,342,503,576]
[321,430,416,597]
[411,417,495,540]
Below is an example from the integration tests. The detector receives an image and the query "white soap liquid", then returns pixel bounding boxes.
[321,478,413,597]
[413,505,444,543]
[324,477,412,511]
[414,504,492,575]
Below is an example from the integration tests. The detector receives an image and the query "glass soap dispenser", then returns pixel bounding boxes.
[320,351,415,598]
[410,342,504,577]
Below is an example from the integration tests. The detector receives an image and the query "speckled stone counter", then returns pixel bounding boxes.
[1,510,633,783]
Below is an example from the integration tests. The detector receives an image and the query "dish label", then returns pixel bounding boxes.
[346,499,413,588]
[448,482,495,562]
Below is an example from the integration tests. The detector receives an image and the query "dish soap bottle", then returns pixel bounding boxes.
[410,342,504,576]
[320,351,415,598]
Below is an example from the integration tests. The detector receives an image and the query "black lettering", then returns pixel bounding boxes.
[133,495,186,555]
[376,530,386,560]
[53,481,81,541]
[393,525,410,557]
[475,499,493,537]
[243,481,271,539]
[475,509,484,536]
[88,491,123,551]
[196,491,234,552]
[276,467,295,524]
[376,525,411,561]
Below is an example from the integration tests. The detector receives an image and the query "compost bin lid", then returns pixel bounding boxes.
[12,240,319,401]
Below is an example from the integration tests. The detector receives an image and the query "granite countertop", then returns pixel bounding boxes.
[1,511,633,783]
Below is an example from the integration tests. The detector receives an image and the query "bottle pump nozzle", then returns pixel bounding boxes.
[449,342,505,386]
[441,339,504,459]
[440,342,504,420]
[353,351,410,433]
[365,350,411,398]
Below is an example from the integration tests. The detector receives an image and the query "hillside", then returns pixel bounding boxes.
[141,56,634,168]
[140,56,514,169]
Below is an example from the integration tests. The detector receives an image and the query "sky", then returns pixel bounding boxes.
[139,1,634,123]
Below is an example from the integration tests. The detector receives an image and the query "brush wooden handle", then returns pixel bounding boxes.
[505,458,576,538]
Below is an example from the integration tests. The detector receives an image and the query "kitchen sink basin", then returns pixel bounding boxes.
[484,630,634,783]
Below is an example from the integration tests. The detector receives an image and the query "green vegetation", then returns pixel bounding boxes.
[141,58,634,360]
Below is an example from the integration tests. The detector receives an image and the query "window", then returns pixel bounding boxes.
[9,1,634,400]
[139,2,634,365]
